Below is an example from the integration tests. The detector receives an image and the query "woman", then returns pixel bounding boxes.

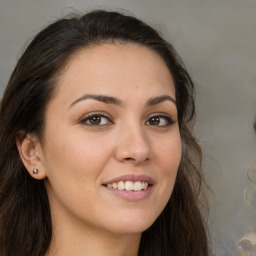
[0,10,209,256]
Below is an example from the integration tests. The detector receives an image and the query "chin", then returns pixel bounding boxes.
[105,210,158,235]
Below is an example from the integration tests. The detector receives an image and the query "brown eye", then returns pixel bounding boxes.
[146,115,174,127]
[88,116,102,125]
[81,114,112,126]
[149,117,160,126]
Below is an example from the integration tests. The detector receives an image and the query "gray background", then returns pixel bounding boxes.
[0,0,255,255]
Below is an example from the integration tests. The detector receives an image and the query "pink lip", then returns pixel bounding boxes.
[102,174,155,201]
[103,174,155,185]
[104,185,154,201]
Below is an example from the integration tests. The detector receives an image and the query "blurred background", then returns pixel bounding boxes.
[0,0,255,255]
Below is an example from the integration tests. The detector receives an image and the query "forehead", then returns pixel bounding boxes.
[52,43,175,103]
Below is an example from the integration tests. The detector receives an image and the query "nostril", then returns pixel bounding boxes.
[124,157,134,161]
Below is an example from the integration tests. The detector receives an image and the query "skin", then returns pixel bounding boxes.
[18,43,182,256]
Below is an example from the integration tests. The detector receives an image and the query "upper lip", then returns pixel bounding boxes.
[103,174,155,185]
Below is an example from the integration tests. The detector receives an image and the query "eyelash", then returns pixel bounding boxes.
[80,113,175,127]
[146,115,175,127]
[80,112,113,126]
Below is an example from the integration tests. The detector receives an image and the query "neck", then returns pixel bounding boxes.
[45,219,141,256]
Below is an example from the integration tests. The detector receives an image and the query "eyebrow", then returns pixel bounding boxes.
[69,94,123,109]
[146,95,176,106]
[69,93,176,109]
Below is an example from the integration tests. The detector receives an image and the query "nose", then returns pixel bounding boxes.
[114,124,151,165]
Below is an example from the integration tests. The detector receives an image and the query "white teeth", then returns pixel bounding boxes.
[133,181,142,191]
[106,181,149,191]
[125,181,134,191]
[142,182,148,189]
[118,181,125,190]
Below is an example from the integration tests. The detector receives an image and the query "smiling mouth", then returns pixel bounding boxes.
[104,181,149,191]
[102,175,154,200]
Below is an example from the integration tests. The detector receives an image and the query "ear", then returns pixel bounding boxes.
[16,132,47,180]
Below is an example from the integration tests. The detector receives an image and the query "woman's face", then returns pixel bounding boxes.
[39,43,182,235]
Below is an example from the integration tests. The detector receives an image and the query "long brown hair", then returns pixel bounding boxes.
[0,10,209,256]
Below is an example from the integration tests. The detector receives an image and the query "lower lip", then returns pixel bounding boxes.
[103,186,154,201]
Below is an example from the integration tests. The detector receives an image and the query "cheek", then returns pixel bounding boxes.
[43,127,114,181]
[156,134,182,199]
[157,135,182,174]
[146,134,181,221]
[42,129,115,215]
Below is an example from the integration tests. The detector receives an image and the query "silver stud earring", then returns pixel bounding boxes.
[33,169,39,175]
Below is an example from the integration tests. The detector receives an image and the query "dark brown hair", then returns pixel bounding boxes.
[0,10,209,256]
